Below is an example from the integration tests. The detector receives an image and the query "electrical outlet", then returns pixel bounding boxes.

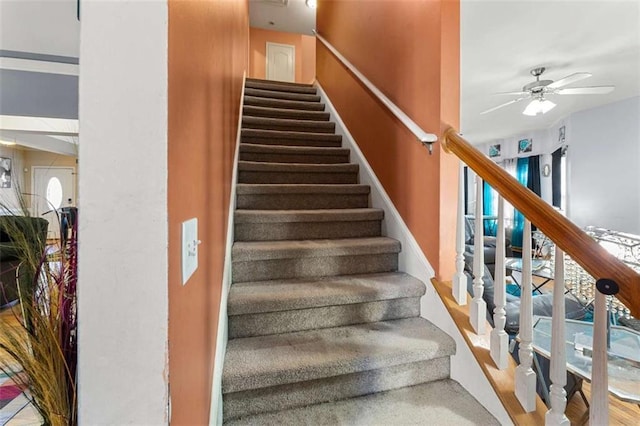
[181,218,200,285]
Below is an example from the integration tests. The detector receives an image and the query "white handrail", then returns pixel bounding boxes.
[313,31,438,153]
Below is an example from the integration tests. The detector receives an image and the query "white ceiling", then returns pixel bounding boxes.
[461,0,640,144]
[0,0,79,58]
[249,0,316,36]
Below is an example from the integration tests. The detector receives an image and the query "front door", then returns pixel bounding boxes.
[266,42,295,83]
[32,167,76,239]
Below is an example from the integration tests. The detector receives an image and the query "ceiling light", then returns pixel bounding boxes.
[0,140,16,146]
[306,0,317,9]
[523,98,556,116]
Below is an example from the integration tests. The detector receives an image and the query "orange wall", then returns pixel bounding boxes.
[249,27,316,83]
[168,0,248,424]
[316,0,459,279]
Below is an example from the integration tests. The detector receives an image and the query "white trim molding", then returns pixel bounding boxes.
[316,82,512,425]
[209,71,247,426]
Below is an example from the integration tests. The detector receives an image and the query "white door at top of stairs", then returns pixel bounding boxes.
[266,42,295,83]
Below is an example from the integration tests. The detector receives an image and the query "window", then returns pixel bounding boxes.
[46,177,63,210]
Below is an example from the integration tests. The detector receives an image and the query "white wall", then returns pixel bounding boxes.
[77,1,168,424]
[477,96,640,236]
[568,96,640,234]
[0,146,25,212]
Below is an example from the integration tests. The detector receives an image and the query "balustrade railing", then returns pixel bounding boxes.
[443,127,640,425]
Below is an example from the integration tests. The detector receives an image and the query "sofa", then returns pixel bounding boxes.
[0,216,48,307]
[464,216,513,277]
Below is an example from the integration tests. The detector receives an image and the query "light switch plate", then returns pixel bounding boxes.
[181,218,199,285]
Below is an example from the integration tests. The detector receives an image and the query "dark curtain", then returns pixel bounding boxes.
[527,155,541,196]
[464,166,468,215]
[552,148,562,208]
[527,155,541,233]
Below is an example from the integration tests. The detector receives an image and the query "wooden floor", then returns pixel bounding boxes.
[565,381,640,425]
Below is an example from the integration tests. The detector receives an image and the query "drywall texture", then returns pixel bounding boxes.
[0,146,25,210]
[569,96,640,234]
[249,27,315,83]
[77,0,168,424]
[168,1,248,424]
[315,0,459,279]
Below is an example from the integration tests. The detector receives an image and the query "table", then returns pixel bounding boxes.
[532,316,640,409]
[505,257,554,294]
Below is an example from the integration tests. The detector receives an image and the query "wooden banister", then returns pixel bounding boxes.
[442,126,640,318]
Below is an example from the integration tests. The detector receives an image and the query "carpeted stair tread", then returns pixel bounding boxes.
[245,80,318,94]
[238,161,357,174]
[234,208,382,224]
[243,105,330,121]
[236,183,369,195]
[232,237,400,262]
[243,116,335,133]
[235,184,371,210]
[244,96,326,111]
[238,161,358,184]
[228,272,425,315]
[245,88,321,103]
[246,77,314,88]
[222,317,455,394]
[225,379,499,426]
[239,143,349,164]
[241,129,342,147]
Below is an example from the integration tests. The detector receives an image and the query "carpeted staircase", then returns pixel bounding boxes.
[221,78,499,425]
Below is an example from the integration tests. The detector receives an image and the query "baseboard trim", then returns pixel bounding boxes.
[315,82,435,284]
[209,71,246,426]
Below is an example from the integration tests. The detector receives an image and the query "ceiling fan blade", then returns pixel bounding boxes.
[547,72,592,89]
[493,91,529,96]
[556,86,615,95]
[480,96,529,115]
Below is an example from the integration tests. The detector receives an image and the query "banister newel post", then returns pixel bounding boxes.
[490,195,508,369]
[470,175,486,335]
[545,246,569,425]
[516,219,536,412]
[453,161,467,305]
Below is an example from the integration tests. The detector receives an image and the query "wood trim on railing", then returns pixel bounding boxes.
[442,126,640,318]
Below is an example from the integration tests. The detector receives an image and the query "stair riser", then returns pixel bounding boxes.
[223,357,450,421]
[245,81,317,95]
[244,96,325,111]
[229,297,421,338]
[236,193,369,210]
[234,220,381,241]
[239,151,349,164]
[245,88,321,103]
[243,107,330,121]
[243,122,335,134]
[232,253,398,283]
[241,136,342,148]
[238,171,358,185]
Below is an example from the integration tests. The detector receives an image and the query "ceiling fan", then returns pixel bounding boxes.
[481,67,615,116]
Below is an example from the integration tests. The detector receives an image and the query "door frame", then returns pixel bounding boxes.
[266,41,296,82]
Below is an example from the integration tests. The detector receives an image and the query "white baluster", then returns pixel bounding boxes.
[516,219,536,412]
[490,195,508,369]
[590,288,609,425]
[453,161,467,305]
[470,175,486,335]
[545,246,569,425]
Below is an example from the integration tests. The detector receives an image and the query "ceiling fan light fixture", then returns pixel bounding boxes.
[523,99,556,116]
